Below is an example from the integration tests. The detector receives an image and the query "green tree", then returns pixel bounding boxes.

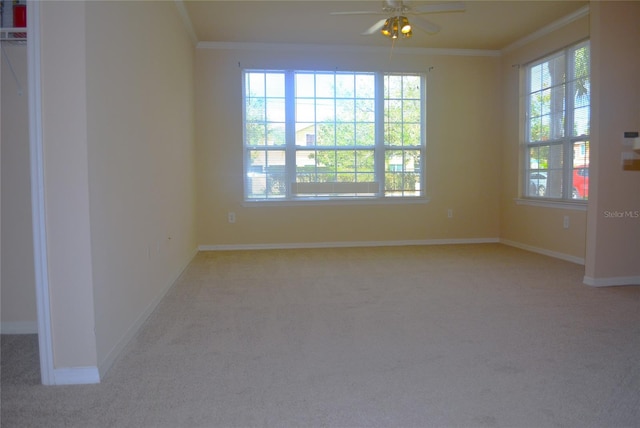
[307,75,376,182]
[297,73,423,193]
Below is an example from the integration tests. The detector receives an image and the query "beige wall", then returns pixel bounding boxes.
[84,0,197,371]
[1,43,37,332]
[27,0,640,382]
[585,1,640,283]
[196,48,502,247]
[37,0,197,374]
[499,15,590,261]
[40,0,98,368]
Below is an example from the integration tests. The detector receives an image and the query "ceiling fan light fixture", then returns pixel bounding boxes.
[380,15,412,40]
[399,16,412,34]
[381,18,392,37]
[335,0,464,41]
[381,16,402,39]
[391,17,399,38]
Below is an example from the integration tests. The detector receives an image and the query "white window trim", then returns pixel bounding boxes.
[520,40,590,203]
[514,198,587,211]
[243,196,431,208]
[242,70,427,203]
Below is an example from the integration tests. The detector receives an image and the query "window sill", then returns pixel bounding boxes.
[514,198,587,211]
[243,197,431,208]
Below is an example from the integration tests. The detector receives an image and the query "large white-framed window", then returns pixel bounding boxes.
[523,40,590,201]
[243,70,426,202]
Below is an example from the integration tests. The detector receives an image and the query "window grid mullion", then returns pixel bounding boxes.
[285,71,296,198]
[351,79,359,178]
[333,74,338,148]
[563,51,576,199]
[399,77,407,195]
[523,67,532,197]
[420,74,427,197]
[242,75,250,198]
[332,74,338,181]
[375,73,386,197]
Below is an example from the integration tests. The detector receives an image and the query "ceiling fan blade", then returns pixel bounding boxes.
[412,2,466,14]
[330,11,384,16]
[410,16,441,34]
[361,18,388,35]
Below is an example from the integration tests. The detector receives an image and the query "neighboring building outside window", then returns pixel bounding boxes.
[243,70,426,202]
[523,40,590,201]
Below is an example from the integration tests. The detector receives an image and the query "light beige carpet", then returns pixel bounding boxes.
[2,244,640,427]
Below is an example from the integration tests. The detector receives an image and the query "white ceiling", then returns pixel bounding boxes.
[182,1,589,51]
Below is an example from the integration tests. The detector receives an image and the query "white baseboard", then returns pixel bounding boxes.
[583,275,640,287]
[97,247,199,379]
[199,237,500,252]
[500,239,585,265]
[53,366,100,385]
[1,321,38,334]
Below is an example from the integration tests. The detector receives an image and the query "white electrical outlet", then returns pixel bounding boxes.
[228,212,236,224]
[622,131,639,146]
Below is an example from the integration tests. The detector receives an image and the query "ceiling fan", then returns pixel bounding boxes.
[330,0,466,40]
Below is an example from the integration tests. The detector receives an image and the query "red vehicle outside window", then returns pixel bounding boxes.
[572,167,589,199]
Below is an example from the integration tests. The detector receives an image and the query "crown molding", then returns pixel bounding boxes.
[502,5,590,53]
[196,41,501,57]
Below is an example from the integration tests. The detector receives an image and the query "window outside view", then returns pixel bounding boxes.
[525,41,590,201]
[243,70,425,201]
